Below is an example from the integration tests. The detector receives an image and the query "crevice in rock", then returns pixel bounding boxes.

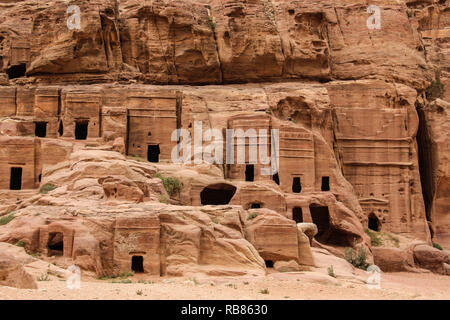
[151,6,173,84]
[206,4,224,83]
[416,103,435,224]
[332,7,346,46]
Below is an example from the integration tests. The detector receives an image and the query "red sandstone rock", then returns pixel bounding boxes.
[413,243,447,274]
[0,243,37,289]
[372,247,416,272]
[0,0,449,280]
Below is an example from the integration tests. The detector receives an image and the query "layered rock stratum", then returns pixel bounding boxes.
[0,0,449,288]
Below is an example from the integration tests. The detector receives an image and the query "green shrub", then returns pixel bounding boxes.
[128,155,147,162]
[100,271,134,281]
[344,247,369,270]
[155,173,181,196]
[119,271,134,278]
[159,194,169,204]
[247,213,258,220]
[112,279,132,284]
[209,16,216,30]
[136,289,143,295]
[0,213,14,225]
[327,265,336,278]
[39,183,56,194]
[426,79,445,101]
[16,241,25,247]
[365,229,383,247]
[433,242,443,250]
[384,233,400,248]
[259,288,269,294]
[37,273,50,281]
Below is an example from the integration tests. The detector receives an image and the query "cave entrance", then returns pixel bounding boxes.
[309,204,353,246]
[368,213,380,231]
[147,144,160,163]
[265,260,273,268]
[75,120,88,140]
[245,164,254,182]
[35,122,47,138]
[200,183,237,205]
[9,167,22,190]
[131,256,144,273]
[293,207,303,223]
[251,203,261,209]
[321,176,330,191]
[292,177,301,193]
[310,204,330,238]
[272,173,280,185]
[7,63,26,79]
[47,232,64,256]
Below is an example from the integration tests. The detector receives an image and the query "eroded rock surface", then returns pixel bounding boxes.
[0,0,449,282]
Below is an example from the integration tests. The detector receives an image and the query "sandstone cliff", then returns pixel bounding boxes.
[0,0,449,280]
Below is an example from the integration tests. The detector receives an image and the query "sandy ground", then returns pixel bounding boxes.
[0,269,449,300]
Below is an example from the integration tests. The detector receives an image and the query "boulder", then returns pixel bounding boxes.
[413,244,447,274]
[312,247,356,279]
[372,247,415,272]
[274,260,303,272]
[0,243,37,289]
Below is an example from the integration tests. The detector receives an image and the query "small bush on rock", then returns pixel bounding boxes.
[247,213,258,220]
[37,273,50,281]
[433,242,443,250]
[16,241,25,247]
[259,288,269,294]
[155,173,181,197]
[40,183,56,194]
[344,247,369,270]
[0,213,14,225]
[327,265,336,278]
[365,229,383,247]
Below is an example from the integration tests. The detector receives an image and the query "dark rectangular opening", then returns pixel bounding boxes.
[201,183,237,205]
[7,63,26,79]
[147,144,160,163]
[368,213,380,231]
[265,260,273,268]
[58,121,64,136]
[251,203,261,209]
[10,167,22,190]
[132,256,144,273]
[245,164,254,182]
[272,173,280,185]
[310,205,330,239]
[35,122,47,138]
[293,207,303,223]
[309,204,353,246]
[321,176,330,191]
[75,120,88,140]
[47,232,64,256]
[292,177,301,193]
